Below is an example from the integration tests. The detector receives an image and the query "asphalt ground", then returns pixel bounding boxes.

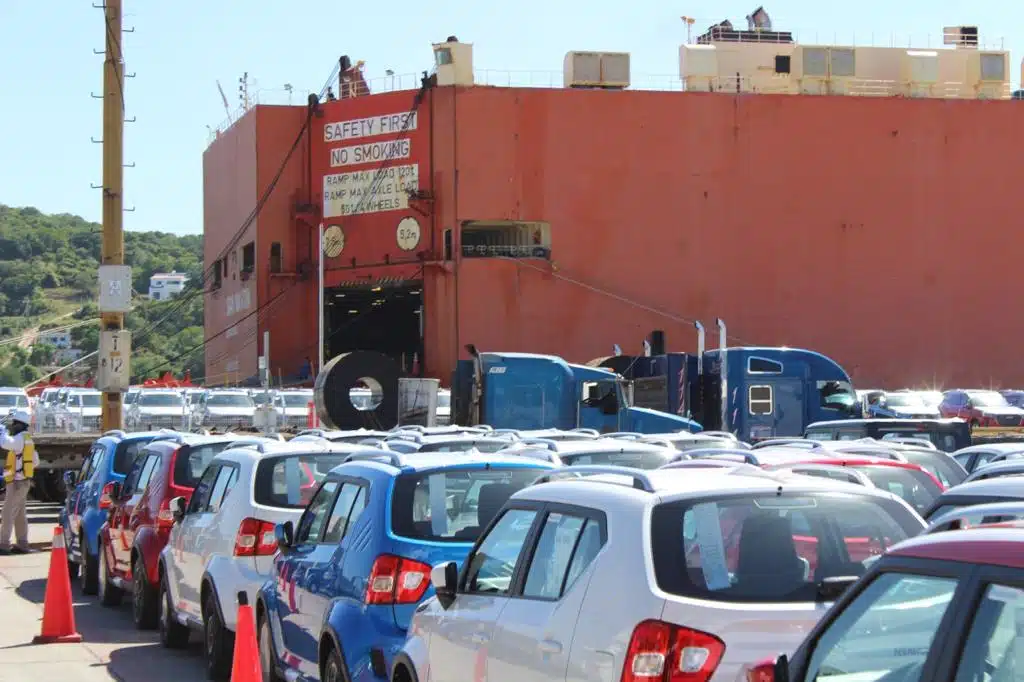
[0,500,208,681]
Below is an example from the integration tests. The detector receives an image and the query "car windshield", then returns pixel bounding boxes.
[172,443,235,488]
[650,492,924,603]
[885,393,923,408]
[418,439,512,453]
[559,449,672,470]
[437,392,451,408]
[80,393,101,407]
[254,453,347,509]
[850,466,943,515]
[970,392,1009,408]
[804,572,959,682]
[139,393,183,407]
[281,393,313,408]
[188,392,203,404]
[390,467,544,542]
[0,394,22,407]
[207,394,254,408]
[897,451,968,488]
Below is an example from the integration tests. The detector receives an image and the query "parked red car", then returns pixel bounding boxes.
[95,433,270,628]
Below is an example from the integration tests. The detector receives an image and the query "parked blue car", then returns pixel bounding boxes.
[256,450,558,682]
[60,429,181,594]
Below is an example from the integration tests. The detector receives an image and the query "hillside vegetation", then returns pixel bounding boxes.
[0,205,206,386]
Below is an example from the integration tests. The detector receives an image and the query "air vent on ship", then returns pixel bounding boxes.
[563,51,631,89]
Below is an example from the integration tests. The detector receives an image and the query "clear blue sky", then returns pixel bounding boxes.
[1,1,1019,235]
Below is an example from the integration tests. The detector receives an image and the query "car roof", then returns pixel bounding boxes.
[534,439,674,454]
[807,418,964,427]
[514,465,907,507]
[969,460,1024,474]
[332,451,560,476]
[955,443,1024,454]
[934,477,1024,499]
[888,527,1024,568]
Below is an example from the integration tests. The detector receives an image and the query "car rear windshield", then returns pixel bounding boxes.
[0,394,24,407]
[113,439,151,476]
[850,466,942,515]
[898,451,967,488]
[558,449,671,469]
[391,467,543,542]
[651,492,922,603]
[173,443,235,488]
[80,393,102,407]
[281,393,313,407]
[254,453,346,509]
[418,439,511,453]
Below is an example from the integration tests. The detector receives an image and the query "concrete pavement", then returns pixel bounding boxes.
[0,501,207,681]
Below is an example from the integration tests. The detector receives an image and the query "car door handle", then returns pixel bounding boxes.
[469,633,489,645]
[538,639,562,654]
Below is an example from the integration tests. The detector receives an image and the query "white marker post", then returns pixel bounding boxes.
[318,222,325,378]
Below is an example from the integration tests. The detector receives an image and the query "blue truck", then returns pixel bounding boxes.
[451,347,703,434]
[607,320,862,441]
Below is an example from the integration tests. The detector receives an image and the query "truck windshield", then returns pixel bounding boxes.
[819,381,857,411]
[0,395,24,407]
[281,393,313,408]
[139,393,183,407]
[208,394,254,408]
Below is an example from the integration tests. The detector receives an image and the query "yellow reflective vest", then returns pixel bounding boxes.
[4,435,34,483]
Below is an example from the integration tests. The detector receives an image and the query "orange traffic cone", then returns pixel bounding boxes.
[230,591,263,682]
[32,526,82,644]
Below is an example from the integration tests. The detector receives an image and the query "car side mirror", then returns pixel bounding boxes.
[430,561,459,609]
[62,471,75,488]
[747,654,789,682]
[275,521,294,551]
[170,496,187,523]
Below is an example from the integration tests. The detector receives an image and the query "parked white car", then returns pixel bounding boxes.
[436,388,451,425]
[0,386,31,425]
[157,440,354,678]
[57,389,102,432]
[273,389,314,429]
[394,465,928,682]
[126,389,189,431]
[191,389,256,432]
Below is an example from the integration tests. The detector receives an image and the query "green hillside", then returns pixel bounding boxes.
[0,205,206,386]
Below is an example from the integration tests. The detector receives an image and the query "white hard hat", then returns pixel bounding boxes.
[9,410,30,426]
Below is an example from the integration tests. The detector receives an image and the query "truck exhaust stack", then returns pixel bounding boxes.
[716,318,727,350]
[694,321,705,375]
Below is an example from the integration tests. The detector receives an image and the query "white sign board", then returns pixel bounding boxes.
[330,139,411,168]
[324,111,418,143]
[97,330,131,392]
[396,217,421,251]
[323,164,419,218]
[98,265,133,313]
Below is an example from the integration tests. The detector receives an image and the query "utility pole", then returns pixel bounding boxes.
[99,0,127,432]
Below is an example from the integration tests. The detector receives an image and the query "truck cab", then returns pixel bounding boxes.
[452,351,702,434]
[623,322,860,441]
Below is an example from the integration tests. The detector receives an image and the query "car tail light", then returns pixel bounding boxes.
[98,482,117,510]
[234,517,277,557]
[746,658,777,682]
[157,499,175,528]
[622,620,725,682]
[364,554,432,605]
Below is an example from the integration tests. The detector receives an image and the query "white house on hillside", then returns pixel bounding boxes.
[149,271,188,301]
[39,329,72,349]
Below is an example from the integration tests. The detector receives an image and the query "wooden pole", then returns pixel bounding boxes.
[100,0,125,432]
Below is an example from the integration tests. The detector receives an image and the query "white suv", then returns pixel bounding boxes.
[157,440,357,679]
[393,465,927,682]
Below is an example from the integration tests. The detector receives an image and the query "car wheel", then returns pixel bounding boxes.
[258,613,285,682]
[79,533,98,595]
[158,570,189,649]
[98,543,123,607]
[132,556,158,629]
[322,646,346,682]
[203,590,233,680]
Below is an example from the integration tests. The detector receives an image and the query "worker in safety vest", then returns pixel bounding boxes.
[0,409,37,554]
